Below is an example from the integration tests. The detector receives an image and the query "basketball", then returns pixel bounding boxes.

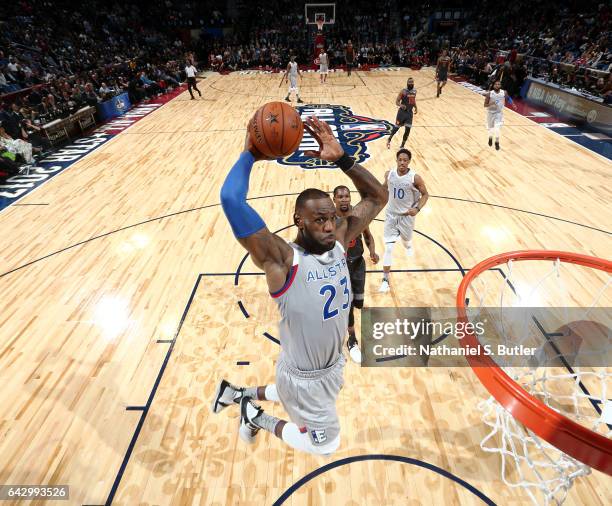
[248,101,303,158]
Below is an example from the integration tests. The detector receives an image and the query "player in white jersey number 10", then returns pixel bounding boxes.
[379,148,429,293]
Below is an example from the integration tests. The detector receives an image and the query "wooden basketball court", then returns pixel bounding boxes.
[0,68,610,505]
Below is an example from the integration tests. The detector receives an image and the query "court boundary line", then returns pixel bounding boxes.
[105,274,203,505]
[272,454,497,505]
[103,267,497,504]
[0,88,186,214]
[1,192,608,279]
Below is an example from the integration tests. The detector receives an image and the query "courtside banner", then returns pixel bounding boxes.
[360,307,611,367]
[522,78,612,135]
[97,92,131,120]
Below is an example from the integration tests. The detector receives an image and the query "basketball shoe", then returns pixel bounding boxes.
[239,397,263,444]
[347,333,362,364]
[211,379,244,413]
[379,278,390,293]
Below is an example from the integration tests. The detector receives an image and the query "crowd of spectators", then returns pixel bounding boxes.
[200,0,610,102]
[1,0,610,177]
[1,0,190,175]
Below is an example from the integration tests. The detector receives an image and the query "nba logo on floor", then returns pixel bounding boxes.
[279,104,394,170]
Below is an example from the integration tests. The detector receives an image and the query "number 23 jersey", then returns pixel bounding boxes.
[271,241,351,371]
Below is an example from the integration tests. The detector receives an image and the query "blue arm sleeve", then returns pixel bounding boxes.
[506,95,514,105]
[220,151,266,239]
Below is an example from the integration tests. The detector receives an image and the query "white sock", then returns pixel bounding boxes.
[265,384,279,402]
[382,241,395,266]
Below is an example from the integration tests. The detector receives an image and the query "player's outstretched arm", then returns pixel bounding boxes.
[220,134,294,293]
[303,116,388,248]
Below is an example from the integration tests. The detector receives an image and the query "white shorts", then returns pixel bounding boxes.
[486,111,504,130]
[276,354,345,449]
[319,65,329,74]
[384,214,415,243]
[289,76,298,92]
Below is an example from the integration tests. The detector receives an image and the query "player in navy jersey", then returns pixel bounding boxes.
[387,78,417,149]
[333,185,379,363]
[213,116,387,455]
[436,49,450,98]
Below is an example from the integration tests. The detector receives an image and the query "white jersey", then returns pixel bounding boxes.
[185,65,197,78]
[386,168,420,216]
[288,61,298,77]
[319,53,328,66]
[487,90,505,114]
[272,241,351,371]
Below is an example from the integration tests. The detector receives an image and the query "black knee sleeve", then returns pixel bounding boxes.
[402,127,411,143]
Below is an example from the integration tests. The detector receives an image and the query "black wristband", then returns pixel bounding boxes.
[335,152,355,172]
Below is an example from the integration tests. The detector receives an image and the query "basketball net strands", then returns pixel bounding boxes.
[456,251,611,505]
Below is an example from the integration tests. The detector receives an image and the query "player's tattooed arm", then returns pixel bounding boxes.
[484,92,491,107]
[341,163,388,246]
[302,116,388,248]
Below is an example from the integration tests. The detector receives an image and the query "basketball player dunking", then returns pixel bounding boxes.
[284,56,303,103]
[345,41,355,77]
[379,149,429,293]
[319,49,329,84]
[484,79,515,150]
[333,185,379,364]
[387,77,418,149]
[436,49,450,98]
[213,117,387,455]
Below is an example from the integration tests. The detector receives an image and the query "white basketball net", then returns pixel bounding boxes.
[465,258,612,505]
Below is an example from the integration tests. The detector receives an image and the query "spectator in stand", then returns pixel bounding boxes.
[0,70,9,93]
[1,103,24,139]
[139,71,163,96]
[0,122,36,165]
[603,74,612,103]
[98,82,115,101]
[19,108,51,152]
[128,74,146,103]
[83,83,100,106]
